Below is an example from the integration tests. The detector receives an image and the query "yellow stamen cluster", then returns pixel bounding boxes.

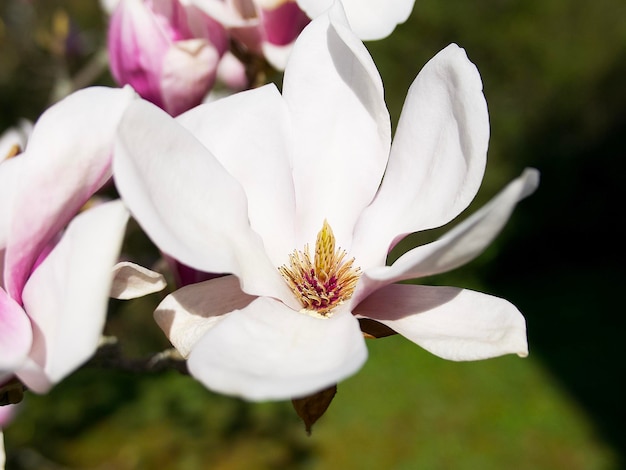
[279,220,361,316]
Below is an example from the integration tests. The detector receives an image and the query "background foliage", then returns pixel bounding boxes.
[1,0,624,468]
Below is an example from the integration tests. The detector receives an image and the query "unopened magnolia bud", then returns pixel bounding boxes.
[107,0,228,115]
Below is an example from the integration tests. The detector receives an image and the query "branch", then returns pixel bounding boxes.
[87,336,189,375]
[0,337,188,406]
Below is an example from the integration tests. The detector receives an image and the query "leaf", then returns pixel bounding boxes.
[291,384,337,435]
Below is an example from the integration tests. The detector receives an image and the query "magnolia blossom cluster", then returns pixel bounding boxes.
[105,0,416,114]
[106,0,314,115]
[2,0,538,464]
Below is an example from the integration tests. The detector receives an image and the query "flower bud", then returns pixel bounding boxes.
[107,0,228,115]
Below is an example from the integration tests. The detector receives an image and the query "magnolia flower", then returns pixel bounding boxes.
[0,87,135,393]
[108,0,239,115]
[297,0,414,40]
[114,3,538,400]
[190,0,310,70]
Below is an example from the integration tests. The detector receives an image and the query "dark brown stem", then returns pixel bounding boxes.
[0,337,188,406]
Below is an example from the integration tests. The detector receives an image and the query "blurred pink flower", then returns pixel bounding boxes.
[0,87,133,393]
[114,3,538,400]
[108,0,236,115]
[192,0,309,70]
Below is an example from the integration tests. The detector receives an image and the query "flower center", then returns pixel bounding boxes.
[279,220,360,317]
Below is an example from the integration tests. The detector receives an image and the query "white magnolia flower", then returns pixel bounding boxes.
[114,2,538,400]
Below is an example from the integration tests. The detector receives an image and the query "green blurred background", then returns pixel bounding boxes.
[1,0,624,468]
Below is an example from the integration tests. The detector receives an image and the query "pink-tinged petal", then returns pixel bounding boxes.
[216,51,248,90]
[187,297,367,400]
[297,0,414,40]
[114,100,298,307]
[282,2,391,248]
[176,85,296,265]
[3,86,135,304]
[0,403,17,427]
[160,39,220,116]
[259,2,309,46]
[230,23,264,55]
[110,261,167,300]
[108,0,170,106]
[185,5,229,55]
[353,44,489,269]
[17,200,129,393]
[354,284,528,361]
[0,289,31,373]
[154,275,255,357]
[1,430,4,469]
[352,169,539,305]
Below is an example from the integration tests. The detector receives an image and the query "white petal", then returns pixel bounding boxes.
[352,169,539,305]
[154,275,256,357]
[110,261,167,300]
[282,2,391,248]
[216,51,248,90]
[354,284,528,361]
[114,99,297,307]
[262,41,294,71]
[353,44,489,269]
[297,0,414,40]
[187,297,368,400]
[17,200,129,393]
[0,157,20,250]
[341,0,414,40]
[175,85,296,266]
[160,39,220,116]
